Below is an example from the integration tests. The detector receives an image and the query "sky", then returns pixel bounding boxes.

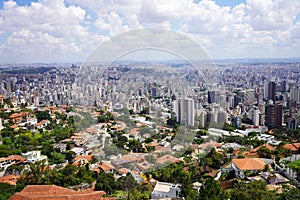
[0,0,300,63]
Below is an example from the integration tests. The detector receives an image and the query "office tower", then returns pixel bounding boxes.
[151,87,157,97]
[268,81,276,103]
[234,94,242,108]
[176,97,195,126]
[208,90,220,104]
[227,95,235,109]
[281,80,287,92]
[265,103,283,128]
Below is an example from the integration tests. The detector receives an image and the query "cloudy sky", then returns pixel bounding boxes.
[0,0,300,63]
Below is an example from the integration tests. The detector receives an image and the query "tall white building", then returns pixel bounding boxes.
[264,82,269,100]
[290,85,300,103]
[0,118,3,131]
[175,97,195,126]
[249,107,260,126]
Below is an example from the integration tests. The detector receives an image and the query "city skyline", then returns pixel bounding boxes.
[0,0,300,63]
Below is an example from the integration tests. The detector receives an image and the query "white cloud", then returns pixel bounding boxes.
[245,0,300,31]
[0,0,300,62]
[0,0,108,63]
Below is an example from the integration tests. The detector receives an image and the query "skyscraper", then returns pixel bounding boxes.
[265,102,283,128]
[208,90,220,104]
[176,97,195,126]
[0,118,3,131]
[248,107,260,126]
[268,81,276,103]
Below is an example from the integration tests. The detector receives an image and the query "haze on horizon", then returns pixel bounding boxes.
[0,0,300,64]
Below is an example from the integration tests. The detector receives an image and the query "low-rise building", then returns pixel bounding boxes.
[21,151,48,164]
[151,182,181,199]
[9,185,115,200]
[232,158,268,179]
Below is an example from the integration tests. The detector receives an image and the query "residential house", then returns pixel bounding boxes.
[282,143,300,154]
[151,182,181,199]
[21,150,48,164]
[35,119,50,129]
[9,185,116,200]
[98,162,115,173]
[156,155,180,165]
[54,143,67,153]
[0,174,20,186]
[137,160,153,171]
[73,155,93,167]
[8,112,30,123]
[128,128,141,140]
[0,155,27,171]
[248,172,289,185]
[71,147,85,156]
[243,144,275,158]
[232,158,268,178]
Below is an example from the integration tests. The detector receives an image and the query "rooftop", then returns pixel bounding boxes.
[9,185,115,200]
[232,158,266,170]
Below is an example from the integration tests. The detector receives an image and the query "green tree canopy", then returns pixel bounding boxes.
[198,178,229,200]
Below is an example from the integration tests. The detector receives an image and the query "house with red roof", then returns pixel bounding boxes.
[0,174,20,186]
[282,143,300,153]
[98,162,115,173]
[232,158,269,179]
[73,155,93,167]
[9,185,115,200]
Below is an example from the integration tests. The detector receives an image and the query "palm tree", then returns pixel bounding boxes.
[23,159,47,184]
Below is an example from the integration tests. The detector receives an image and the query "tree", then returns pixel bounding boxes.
[278,188,300,200]
[230,180,277,200]
[0,182,15,200]
[95,172,119,195]
[257,146,272,158]
[36,111,51,122]
[198,178,229,200]
[288,159,300,179]
[23,160,48,184]
[120,173,137,200]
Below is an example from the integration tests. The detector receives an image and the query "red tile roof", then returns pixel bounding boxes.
[74,155,93,162]
[232,158,266,170]
[156,155,180,164]
[9,185,115,200]
[283,143,300,152]
[0,174,20,186]
[251,144,275,153]
[99,162,115,171]
[9,112,29,119]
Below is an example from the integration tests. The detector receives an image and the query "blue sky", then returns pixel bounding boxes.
[0,0,299,63]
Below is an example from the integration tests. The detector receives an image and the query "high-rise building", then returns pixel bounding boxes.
[238,89,255,105]
[208,90,220,104]
[199,109,207,128]
[248,107,260,126]
[0,118,3,131]
[290,85,300,103]
[268,81,276,102]
[176,97,195,126]
[265,103,283,128]
[288,118,297,130]
[264,82,269,100]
